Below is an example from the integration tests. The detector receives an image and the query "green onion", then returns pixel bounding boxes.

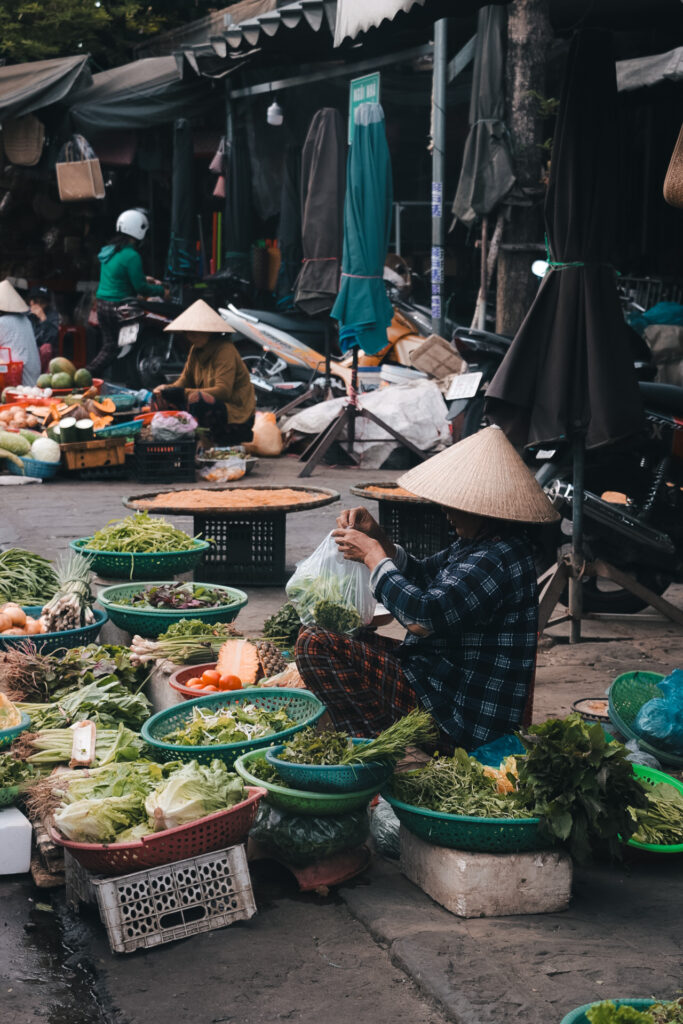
[86,512,199,553]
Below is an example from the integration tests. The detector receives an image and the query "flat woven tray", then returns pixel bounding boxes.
[123,485,340,517]
[350,482,428,505]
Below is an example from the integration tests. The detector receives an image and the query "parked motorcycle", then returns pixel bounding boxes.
[115,299,186,390]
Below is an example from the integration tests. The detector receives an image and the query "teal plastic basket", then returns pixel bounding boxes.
[265,738,394,794]
[560,999,656,1024]
[609,670,683,769]
[627,764,683,854]
[235,749,379,815]
[0,609,107,654]
[8,456,60,479]
[0,711,31,750]
[70,538,210,580]
[141,688,325,768]
[97,582,247,636]
[381,789,547,853]
[94,419,144,438]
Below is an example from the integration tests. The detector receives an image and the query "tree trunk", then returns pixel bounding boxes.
[496,0,552,336]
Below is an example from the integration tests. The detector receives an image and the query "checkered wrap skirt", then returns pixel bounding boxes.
[295,626,418,738]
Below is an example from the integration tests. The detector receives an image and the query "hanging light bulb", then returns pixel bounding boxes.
[267,99,283,126]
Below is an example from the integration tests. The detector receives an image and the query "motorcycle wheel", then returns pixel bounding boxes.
[238,341,286,384]
[133,331,186,390]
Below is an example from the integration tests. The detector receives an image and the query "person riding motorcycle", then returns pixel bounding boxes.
[88,209,168,378]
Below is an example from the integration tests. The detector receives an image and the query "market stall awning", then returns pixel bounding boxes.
[221,0,335,51]
[68,57,212,133]
[616,46,683,91]
[0,56,91,123]
[334,0,423,46]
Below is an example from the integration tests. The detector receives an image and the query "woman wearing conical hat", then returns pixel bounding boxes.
[0,280,40,386]
[155,299,256,445]
[296,426,559,751]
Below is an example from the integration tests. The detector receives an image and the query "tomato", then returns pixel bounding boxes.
[201,669,221,686]
[185,677,202,689]
[219,674,242,691]
[202,684,219,692]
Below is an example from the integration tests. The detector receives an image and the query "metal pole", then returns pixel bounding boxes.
[569,436,585,643]
[431,18,447,337]
[478,215,488,330]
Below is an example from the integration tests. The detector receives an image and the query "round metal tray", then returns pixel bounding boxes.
[123,485,340,518]
[350,482,428,505]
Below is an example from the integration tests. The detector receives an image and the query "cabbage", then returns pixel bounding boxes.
[54,792,146,842]
[30,437,61,463]
[145,759,245,832]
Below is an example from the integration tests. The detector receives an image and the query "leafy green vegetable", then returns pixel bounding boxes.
[280,711,437,767]
[629,782,683,846]
[145,759,244,831]
[116,583,237,610]
[0,751,37,788]
[312,598,361,634]
[0,643,148,703]
[129,619,241,666]
[391,749,533,819]
[287,573,364,635]
[262,602,302,648]
[162,703,295,747]
[88,512,199,554]
[0,548,59,604]
[17,678,151,731]
[584,1001,683,1024]
[19,723,144,767]
[515,715,649,862]
[54,793,147,843]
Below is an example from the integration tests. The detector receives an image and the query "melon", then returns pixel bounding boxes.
[51,372,73,389]
[49,356,76,377]
[74,368,93,388]
[37,374,53,389]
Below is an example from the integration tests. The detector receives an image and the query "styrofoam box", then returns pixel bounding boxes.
[0,806,32,874]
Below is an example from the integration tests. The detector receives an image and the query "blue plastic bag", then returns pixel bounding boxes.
[633,669,683,754]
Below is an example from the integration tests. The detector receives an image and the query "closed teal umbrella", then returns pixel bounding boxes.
[331,102,393,355]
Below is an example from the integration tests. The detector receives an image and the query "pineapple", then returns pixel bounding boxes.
[255,640,288,678]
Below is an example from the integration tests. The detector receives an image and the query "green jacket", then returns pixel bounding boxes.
[96,244,164,302]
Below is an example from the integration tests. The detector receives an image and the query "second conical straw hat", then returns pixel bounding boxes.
[164,299,234,334]
[0,280,29,314]
[398,425,560,524]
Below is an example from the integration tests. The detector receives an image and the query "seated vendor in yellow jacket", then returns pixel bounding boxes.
[154,299,256,445]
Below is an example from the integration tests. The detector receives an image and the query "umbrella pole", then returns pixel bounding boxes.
[478,215,488,331]
[324,319,333,399]
[569,436,585,643]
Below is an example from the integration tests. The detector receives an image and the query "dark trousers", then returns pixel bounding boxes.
[88,300,121,377]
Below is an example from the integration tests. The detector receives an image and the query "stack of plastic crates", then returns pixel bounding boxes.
[133,437,196,483]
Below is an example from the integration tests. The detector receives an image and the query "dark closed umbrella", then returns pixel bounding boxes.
[276,144,302,307]
[331,102,394,354]
[486,29,644,450]
[166,118,196,279]
[294,108,346,316]
[451,5,515,228]
[224,122,253,277]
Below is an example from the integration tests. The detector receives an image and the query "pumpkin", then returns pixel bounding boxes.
[216,638,261,686]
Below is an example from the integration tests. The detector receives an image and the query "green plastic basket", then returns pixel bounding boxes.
[141,688,325,768]
[70,538,210,580]
[381,789,547,853]
[235,749,379,815]
[608,670,683,768]
[0,610,107,655]
[0,712,31,750]
[265,738,394,794]
[626,763,683,854]
[560,999,656,1024]
[97,582,247,636]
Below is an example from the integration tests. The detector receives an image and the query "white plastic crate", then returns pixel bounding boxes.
[64,845,256,953]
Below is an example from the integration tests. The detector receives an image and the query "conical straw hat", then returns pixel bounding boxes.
[164,299,234,334]
[398,425,560,524]
[0,280,29,314]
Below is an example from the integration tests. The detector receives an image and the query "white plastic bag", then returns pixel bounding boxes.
[286,532,375,634]
[150,412,197,441]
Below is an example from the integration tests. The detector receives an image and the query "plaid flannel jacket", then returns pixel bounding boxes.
[370,533,538,749]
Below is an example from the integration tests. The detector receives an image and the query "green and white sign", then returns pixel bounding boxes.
[348,72,380,143]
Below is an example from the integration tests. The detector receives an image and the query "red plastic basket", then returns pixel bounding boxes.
[49,785,266,876]
[0,347,23,388]
[169,662,222,700]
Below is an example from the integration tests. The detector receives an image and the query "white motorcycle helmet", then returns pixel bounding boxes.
[116,208,149,241]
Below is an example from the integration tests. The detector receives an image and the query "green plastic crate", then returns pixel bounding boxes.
[141,688,325,768]
[609,670,683,769]
[97,581,247,636]
[235,749,379,815]
[70,537,210,580]
[381,789,547,853]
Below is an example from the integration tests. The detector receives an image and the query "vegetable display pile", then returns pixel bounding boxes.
[129,619,242,666]
[116,583,238,610]
[0,549,59,605]
[262,602,303,648]
[628,782,683,846]
[86,512,199,553]
[586,999,683,1024]
[16,678,151,731]
[14,722,144,768]
[280,711,437,766]
[287,574,362,634]
[391,749,534,820]
[0,643,147,703]
[161,703,295,747]
[49,758,245,844]
[515,715,649,861]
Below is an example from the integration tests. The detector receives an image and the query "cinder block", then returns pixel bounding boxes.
[400,828,572,918]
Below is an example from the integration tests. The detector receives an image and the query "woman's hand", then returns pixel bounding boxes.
[336,506,395,558]
[333,528,386,571]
